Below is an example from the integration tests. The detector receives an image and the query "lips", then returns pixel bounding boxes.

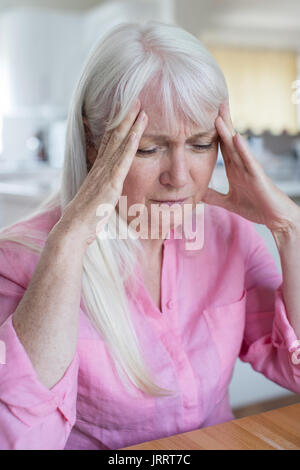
[151,197,189,205]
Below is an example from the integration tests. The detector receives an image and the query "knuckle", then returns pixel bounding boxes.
[112,130,122,144]
[100,133,110,146]
[116,121,128,135]
[111,175,122,193]
[125,132,135,146]
[112,159,126,180]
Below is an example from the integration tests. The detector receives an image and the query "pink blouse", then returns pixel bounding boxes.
[0,203,300,450]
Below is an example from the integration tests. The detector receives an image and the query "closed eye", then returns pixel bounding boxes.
[136,143,213,155]
[137,144,213,155]
[193,144,213,150]
[136,148,157,155]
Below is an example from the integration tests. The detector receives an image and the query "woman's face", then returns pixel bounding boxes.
[118,95,219,237]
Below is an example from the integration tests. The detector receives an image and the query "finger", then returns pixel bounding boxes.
[101,99,142,158]
[232,132,260,175]
[110,108,148,170]
[215,116,238,169]
[110,133,138,192]
[215,115,249,171]
[111,112,148,190]
[219,100,236,136]
[99,128,113,152]
[92,99,140,167]
[218,101,252,171]
[214,119,232,173]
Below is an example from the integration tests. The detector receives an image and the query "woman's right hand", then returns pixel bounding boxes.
[52,99,148,248]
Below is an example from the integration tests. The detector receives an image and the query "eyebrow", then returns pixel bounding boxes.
[141,128,217,141]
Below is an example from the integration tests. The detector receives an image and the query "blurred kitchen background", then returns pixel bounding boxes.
[0,0,300,419]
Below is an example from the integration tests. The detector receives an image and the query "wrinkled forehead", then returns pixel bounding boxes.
[138,86,218,138]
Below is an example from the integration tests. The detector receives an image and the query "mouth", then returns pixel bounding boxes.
[150,197,189,206]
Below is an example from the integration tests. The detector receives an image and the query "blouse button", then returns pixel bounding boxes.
[166,299,174,310]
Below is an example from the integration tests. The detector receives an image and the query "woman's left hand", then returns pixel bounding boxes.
[202,100,300,233]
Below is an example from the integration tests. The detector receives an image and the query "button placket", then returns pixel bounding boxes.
[161,240,200,425]
[161,239,176,317]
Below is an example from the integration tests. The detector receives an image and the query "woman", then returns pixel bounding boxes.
[0,21,300,451]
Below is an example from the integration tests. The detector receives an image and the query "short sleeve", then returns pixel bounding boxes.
[0,241,79,450]
[239,220,300,393]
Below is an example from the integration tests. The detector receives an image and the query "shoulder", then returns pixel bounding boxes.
[205,204,270,266]
[0,205,62,288]
[182,203,257,259]
[204,203,252,236]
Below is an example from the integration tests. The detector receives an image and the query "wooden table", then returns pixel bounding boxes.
[122,404,300,450]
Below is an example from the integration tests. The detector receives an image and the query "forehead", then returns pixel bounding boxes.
[139,88,217,138]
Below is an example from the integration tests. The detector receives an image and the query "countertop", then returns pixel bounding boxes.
[122,403,300,450]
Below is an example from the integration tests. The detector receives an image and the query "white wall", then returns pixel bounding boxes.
[0,8,83,163]
[229,223,296,409]
[0,0,105,11]
[0,9,83,114]
[0,1,175,164]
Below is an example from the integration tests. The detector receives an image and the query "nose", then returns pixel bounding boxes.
[159,147,190,189]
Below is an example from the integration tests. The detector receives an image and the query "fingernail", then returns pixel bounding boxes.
[130,132,137,142]
[137,110,146,123]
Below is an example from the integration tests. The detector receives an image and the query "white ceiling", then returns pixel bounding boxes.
[0,0,104,11]
[0,0,300,49]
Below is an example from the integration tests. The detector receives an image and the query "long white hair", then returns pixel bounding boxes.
[0,21,228,396]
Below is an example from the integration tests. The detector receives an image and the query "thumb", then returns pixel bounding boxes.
[201,187,230,209]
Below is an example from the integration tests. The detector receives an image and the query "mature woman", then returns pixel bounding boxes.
[0,21,300,451]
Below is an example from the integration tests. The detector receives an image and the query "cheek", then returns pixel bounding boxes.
[121,161,158,201]
[192,152,217,180]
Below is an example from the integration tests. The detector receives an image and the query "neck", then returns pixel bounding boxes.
[139,237,165,259]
